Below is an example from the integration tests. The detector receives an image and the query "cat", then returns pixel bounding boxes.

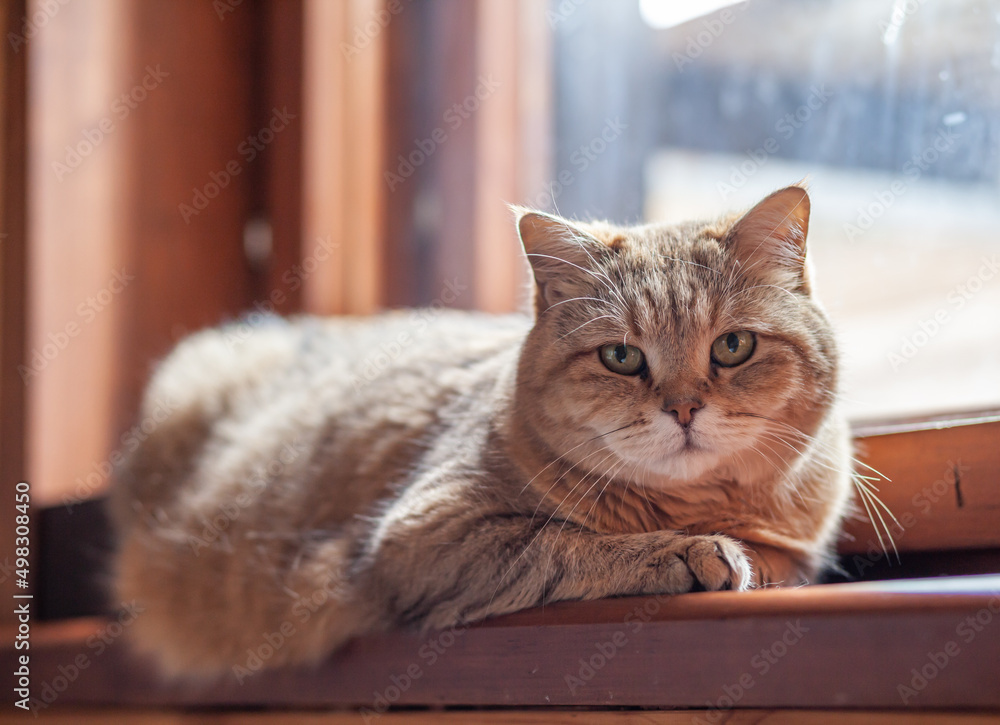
[109,184,851,678]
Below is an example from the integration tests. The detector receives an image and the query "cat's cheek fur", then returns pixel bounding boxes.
[743,543,812,588]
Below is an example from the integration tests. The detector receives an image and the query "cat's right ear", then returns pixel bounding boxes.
[514,207,608,313]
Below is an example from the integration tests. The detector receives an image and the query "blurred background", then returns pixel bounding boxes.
[4,0,1000,509]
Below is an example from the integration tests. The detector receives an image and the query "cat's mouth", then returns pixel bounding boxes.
[676,426,702,450]
[604,419,719,482]
[641,443,718,483]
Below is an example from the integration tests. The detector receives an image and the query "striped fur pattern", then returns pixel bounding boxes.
[110,185,850,678]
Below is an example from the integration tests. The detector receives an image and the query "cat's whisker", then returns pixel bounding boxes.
[526,420,643,534]
[527,443,616,524]
[853,478,900,563]
[851,457,892,484]
[548,450,623,536]
[659,255,721,276]
[519,437,602,497]
[752,423,899,558]
[540,296,618,315]
[557,315,621,341]
[756,430,807,459]
[533,449,625,593]
[853,476,902,530]
[744,442,785,479]
[577,456,635,533]
[730,281,798,302]
[525,252,618,295]
[518,421,637,499]
[521,444,623,570]
[572,239,626,300]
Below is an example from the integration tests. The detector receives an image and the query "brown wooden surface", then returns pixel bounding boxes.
[841,412,1000,557]
[3,575,999,711]
[0,0,28,623]
[0,710,997,725]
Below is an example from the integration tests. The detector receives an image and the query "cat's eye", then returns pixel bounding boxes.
[711,331,756,367]
[599,343,646,375]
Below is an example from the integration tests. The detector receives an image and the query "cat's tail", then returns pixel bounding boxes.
[109,322,298,527]
[108,321,376,678]
[114,523,375,679]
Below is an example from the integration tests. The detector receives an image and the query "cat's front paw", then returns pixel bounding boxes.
[646,534,752,593]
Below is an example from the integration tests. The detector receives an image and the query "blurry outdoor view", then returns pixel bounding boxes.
[548,0,1000,421]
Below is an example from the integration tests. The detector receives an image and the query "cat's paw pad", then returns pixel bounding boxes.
[681,535,752,592]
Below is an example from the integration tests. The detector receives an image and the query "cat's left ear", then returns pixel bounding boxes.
[725,185,811,293]
[513,207,610,313]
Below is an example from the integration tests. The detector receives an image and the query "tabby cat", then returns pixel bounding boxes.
[110,184,851,678]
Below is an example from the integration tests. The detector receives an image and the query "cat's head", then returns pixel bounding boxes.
[513,185,839,488]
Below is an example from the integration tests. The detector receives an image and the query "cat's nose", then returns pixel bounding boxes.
[663,398,703,427]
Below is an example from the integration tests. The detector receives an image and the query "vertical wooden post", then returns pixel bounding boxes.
[27,0,131,508]
[302,0,385,315]
[117,0,255,418]
[0,0,29,617]
[473,0,551,312]
[263,0,305,314]
[28,0,257,507]
[381,0,551,312]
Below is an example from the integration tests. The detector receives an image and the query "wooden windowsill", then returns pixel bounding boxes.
[4,574,1000,712]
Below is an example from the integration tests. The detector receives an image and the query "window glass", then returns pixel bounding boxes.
[550,0,1000,420]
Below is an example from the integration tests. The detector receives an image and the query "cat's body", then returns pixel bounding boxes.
[111,186,852,678]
